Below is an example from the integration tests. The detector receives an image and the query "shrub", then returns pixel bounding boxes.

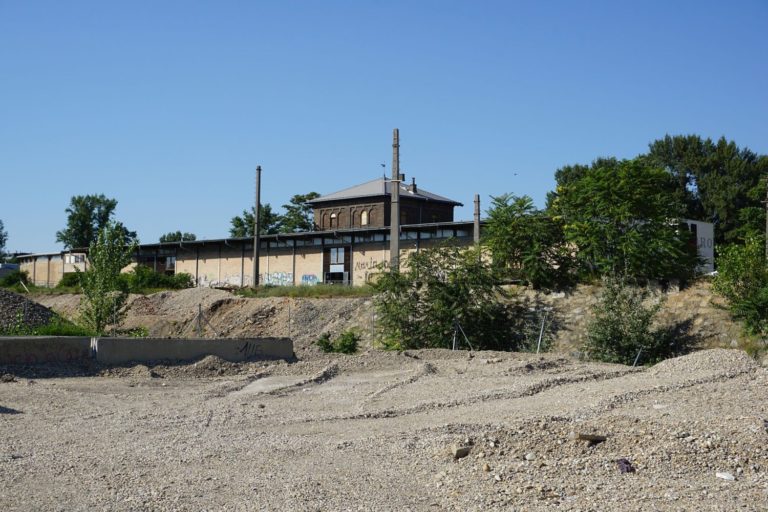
[712,236,768,339]
[0,270,28,288]
[316,330,359,354]
[57,272,81,289]
[118,265,195,293]
[582,276,689,365]
[372,244,517,351]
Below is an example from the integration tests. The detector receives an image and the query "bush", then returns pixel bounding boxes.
[372,244,517,351]
[713,236,768,339]
[316,330,359,354]
[582,276,689,365]
[118,265,194,293]
[57,272,81,289]
[0,270,28,288]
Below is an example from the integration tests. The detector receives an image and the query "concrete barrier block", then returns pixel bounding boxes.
[0,336,92,364]
[94,337,293,365]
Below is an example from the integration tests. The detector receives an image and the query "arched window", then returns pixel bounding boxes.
[322,213,328,229]
[361,210,369,226]
[330,213,337,228]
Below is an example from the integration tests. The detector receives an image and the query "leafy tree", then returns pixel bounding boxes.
[484,194,571,289]
[372,244,516,350]
[647,135,768,245]
[159,231,197,243]
[280,192,320,233]
[56,194,137,249]
[0,219,7,261]
[77,221,136,335]
[712,236,768,338]
[549,157,697,281]
[582,276,690,365]
[229,204,282,237]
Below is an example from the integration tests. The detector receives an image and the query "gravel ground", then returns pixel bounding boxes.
[0,290,57,331]
[1,348,766,511]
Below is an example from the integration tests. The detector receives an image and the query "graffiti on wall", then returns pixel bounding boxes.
[300,274,319,286]
[354,257,389,272]
[262,272,293,286]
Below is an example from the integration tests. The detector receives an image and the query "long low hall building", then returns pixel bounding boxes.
[16,172,715,288]
[18,221,477,288]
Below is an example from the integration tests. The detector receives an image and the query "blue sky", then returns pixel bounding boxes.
[1,0,766,253]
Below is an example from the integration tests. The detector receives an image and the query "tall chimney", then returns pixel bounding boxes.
[390,129,400,271]
[474,193,481,244]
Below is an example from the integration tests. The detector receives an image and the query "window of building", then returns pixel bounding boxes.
[361,210,368,226]
[329,247,345,273]
[330,213,337,228]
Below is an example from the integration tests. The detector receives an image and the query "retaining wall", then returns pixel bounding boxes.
[0,336,92,364]
[93,337,294,365]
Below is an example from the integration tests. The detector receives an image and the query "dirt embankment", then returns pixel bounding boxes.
[31,280,744,355]
[34,288,375,355]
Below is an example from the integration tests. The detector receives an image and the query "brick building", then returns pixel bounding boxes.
[309,176,462,230]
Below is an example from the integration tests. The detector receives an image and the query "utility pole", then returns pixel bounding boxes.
[473,193,481,244]
[390,129,401,271]
[253,165,262,287]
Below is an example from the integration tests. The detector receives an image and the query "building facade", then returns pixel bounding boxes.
[309,176,461,230]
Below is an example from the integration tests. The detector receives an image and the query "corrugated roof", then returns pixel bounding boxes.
[308,177,463,206]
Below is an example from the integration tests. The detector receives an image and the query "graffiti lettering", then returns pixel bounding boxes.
[262,272,293,286]
[354,258,389,272]
[237,341,265,359]
[301,274,319,286]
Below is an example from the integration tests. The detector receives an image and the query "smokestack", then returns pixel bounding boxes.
[411,177,417,193]
[474,194,480,244]
[390,129,400,271]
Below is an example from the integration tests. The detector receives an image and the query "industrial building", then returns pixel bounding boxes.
[15,129,715,287]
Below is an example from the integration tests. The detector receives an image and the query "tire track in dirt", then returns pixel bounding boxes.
[365,362,437,402]
[281,367,638,425]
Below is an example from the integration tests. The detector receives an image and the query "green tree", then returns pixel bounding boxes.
[56,194,137,249]
[372,244,515,350]
[229,204,282,237]
[647,135,768,244]
[549,157,696,281]
[484,194,571,289]
[159,231,197,243]
[77,221,136,335]
[0,219,7,261]
[280,192,320,233]
[712,236,768,338]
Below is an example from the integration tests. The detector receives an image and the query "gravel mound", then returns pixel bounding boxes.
[0,289,57,331]
[649,348,758,376]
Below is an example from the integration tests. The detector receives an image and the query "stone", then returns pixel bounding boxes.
[483,463,491,472]
[716,472,735,481]
[525,453,536,461]
[451,444,472,460]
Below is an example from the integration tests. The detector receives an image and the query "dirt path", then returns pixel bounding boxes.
[2,348,766,511]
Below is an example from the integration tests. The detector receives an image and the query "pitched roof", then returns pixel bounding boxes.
[308,177,463,206]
